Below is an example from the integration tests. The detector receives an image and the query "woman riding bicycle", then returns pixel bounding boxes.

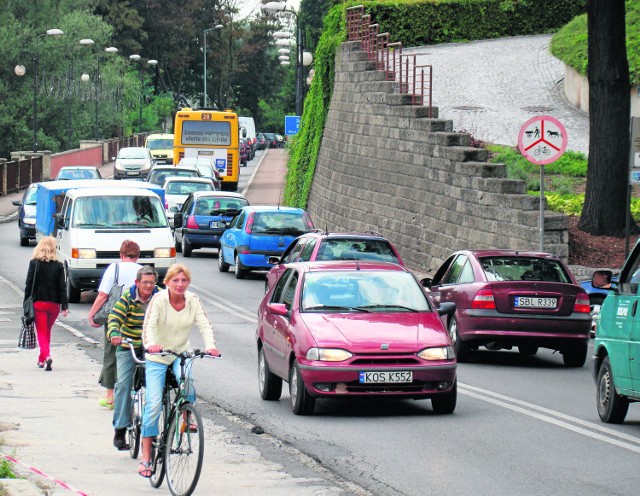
[138,264,221,478]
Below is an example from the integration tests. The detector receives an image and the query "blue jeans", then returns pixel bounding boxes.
[141,359,195,438]
[113,348,137,429]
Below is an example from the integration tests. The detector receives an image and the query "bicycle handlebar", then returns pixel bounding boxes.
[123,338,146,364]
[148,349,223,360]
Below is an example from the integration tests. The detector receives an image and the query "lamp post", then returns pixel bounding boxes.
[93,46,118,140]
[203,24,224,108]
[14,28,64,152]
[130,55,158,134]
[67,38,96,149]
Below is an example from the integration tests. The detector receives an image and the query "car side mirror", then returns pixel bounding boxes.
[54,212,68,230]
[11,200,22,207]
[437,302,456,317]
[421,277,433,289]
[172,212,183,227]
[267,302,289,316]
[268,256,280,265]
[591,270,613,289]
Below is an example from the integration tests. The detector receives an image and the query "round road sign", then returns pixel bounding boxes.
[518,115,568,165]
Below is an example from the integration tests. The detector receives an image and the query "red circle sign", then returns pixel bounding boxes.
[518,115,568,165]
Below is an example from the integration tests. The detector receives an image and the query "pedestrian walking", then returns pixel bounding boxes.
[138,263,221,478]
[24,236,68,371]
[108,265,161,450]
[88,240,142,409]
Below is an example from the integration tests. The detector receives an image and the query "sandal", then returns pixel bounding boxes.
[138,461,152,478]
[98,398,115,410]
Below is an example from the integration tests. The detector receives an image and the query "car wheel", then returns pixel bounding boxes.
[448,315,469,362]
[597,356,629,423]
[290,360,315,415]
[258,348,282,401]
[174,232,182,253]
[218,249,230,272]
[518,344,539,355]
[431,379,457,414]
[589,295,605,338]
[20,236,29,247]
[65,269,81,304]
[234,254,247,279]
[562,342,587,367]
[182,236,192,257]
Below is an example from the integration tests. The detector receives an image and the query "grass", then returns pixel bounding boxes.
[488,144,640,222]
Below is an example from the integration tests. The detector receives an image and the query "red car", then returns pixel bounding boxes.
[256,261,457,415]
[265,231,404,292]
[423,250,591,366]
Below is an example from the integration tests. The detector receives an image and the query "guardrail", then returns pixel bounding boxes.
[346,5,433,114]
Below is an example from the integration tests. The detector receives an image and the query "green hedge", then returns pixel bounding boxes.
[284,0,587,208]
[551,0,640,85]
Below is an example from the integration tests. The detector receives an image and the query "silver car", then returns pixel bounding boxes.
[112,147,154,179]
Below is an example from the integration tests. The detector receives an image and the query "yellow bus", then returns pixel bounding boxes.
[173,108,240,191]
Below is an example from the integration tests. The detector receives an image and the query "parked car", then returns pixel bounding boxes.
[162,177,216,220]
[256,133,267,151]
[12,183,37,246]
[239,140,249,167]
[256,261,458,415]
[423,250,592,366]
[173,191,249,257]
[218,206,314,279]
[146,165,201,186]
[592,241,640,424]
[263,133,278,148]
[55,166,102,180]
[265,231,404,292]
[112,147,154,179]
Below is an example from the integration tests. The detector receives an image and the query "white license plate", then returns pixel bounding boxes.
[514,296,557,308]
[209,221,224,228]
[359,371,413,383]
[126,171,140,175]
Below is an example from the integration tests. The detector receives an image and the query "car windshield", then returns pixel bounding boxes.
[480,256,571,283]
[119,148,148,159]
[72,195,168,228]
[317,239,399,263]
[302,271,431,312]
[165,181,213,195]
[194,197,248,215]
[58,168,98,180]
[195,164,215,177]
[252,212,310,235]
[149,170,197,185]
[147,139,173,149]
[25,187,38,205]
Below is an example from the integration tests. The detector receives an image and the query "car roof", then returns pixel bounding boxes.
[289,261,410,273]
[301,230,388,240]
[163,177,214,184]
[191,191,247,199]
[460,249,560,260]
[59,166,98,170]
[242,205,305,213]
[151,165,197,172]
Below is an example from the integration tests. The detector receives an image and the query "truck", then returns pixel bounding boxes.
[35,179,176,302]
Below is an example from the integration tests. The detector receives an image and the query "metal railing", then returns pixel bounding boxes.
[345,5,433,115]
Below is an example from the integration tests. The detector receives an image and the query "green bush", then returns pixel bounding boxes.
[551,0,640,85]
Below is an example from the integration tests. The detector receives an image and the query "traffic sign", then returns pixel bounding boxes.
[518,115,568,165]
[284,115,301,136]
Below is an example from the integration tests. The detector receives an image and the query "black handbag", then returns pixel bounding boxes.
[94,263,124,325]
[23,261,38,325]
[18,316,37,349]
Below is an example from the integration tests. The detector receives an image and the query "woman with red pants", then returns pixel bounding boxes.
[24,236,68,370]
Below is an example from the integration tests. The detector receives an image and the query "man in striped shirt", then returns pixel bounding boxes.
[108,266,161,450]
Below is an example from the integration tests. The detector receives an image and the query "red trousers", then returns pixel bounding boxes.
[33,301,60,363]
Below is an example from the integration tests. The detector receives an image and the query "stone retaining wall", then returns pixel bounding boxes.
[306,41,570,275]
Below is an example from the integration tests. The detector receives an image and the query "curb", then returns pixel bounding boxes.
[0,210,19,224]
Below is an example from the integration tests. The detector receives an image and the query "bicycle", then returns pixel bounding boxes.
[147,349,221,496]
[124,340,146,460]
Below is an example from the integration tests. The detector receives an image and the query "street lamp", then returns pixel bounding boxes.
[93,46,119,140]
[203,24,224,108]
[67,38,95,149]
[14,28,64,152]
[130,55,158,134]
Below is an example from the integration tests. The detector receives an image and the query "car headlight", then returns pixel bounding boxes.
[154,248,172,258]
[418,346,455,360]
[306,348,353,362]
[72,248,96,259]
[23,218,36,225]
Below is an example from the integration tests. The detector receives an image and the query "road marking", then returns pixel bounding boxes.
[191,283,258,323]
[0,274,25,297]
[459,383,640,453]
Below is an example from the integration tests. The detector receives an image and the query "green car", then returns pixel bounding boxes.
[592,242,640,424]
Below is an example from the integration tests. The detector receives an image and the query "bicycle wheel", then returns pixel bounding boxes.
[128,388,142,459]
[165,403,204,496]
[149,396,168,488]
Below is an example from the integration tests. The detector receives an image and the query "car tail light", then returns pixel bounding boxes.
[245,212,255,234]
[472,289,496,310]
[574,293,590,313]
[164,199,168,210]
[186,215,198,229]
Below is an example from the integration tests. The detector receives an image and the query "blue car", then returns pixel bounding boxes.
[174,191,249,257]
[579,270,617,336]
[218,206,314,279]
[12,183,37,246]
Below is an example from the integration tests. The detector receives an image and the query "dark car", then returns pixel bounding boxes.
[239,140,249,167]
[146,165,201,186]
[12,183,38,246]
[265,231,404,292]
[173,191,249,257]
[423,250,592,366]
[256,261,457,415]
[263,133,278,148]
[256,133,267,151]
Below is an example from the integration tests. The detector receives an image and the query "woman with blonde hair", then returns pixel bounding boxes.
[24,236,68,371]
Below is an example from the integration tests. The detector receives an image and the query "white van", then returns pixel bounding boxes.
[36,180,176,302]
[238,116,256,153]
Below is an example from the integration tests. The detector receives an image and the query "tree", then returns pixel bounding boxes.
[579,0,633,236]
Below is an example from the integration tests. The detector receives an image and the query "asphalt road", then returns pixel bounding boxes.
[3,197,640,494]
